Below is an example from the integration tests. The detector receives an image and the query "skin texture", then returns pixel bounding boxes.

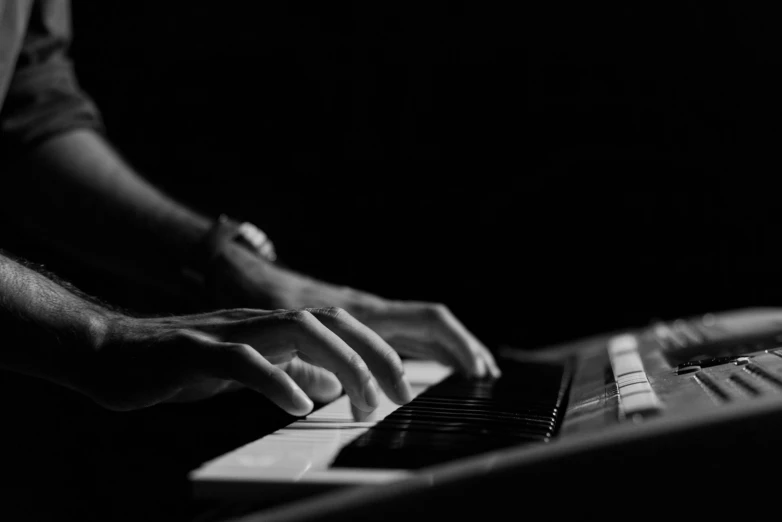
[0,129,498,416]
[0,254,411,416]
[91,307,414,416]
[209,243,500,379]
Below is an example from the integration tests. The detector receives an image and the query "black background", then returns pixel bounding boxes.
[68,3,782,348]
[7,3,782,520]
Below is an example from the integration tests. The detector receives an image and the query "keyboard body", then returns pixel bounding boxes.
[191,307,782,515]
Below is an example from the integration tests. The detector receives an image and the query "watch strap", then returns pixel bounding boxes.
[183,214,276,284]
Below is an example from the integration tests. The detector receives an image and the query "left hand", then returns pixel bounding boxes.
[207,242,500,380]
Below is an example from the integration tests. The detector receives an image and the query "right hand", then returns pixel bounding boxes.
[82,307,413,416]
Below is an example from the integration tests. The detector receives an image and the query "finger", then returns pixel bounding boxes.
[389,337,462,369]
[424,305,492,377]
[481,347,502,378]
[307,307,413,405]
[280,311,381,413]
[377,304,479,376]
[206,341,314,416]
[474,354,488,378]
[224,381,246,392]
[350,402,378,422]
[163,379,236,403]
[400,303,499,378]
[393,336,499,380]
[283,357,343,403]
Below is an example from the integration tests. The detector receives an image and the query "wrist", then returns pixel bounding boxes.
[82,308,114,352]
[19,306,121,398]
[89,308,128,352]
[184,215,278,303]
[60,307,121,395]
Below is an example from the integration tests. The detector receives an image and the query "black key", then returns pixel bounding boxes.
[332,358,572,470]
[387,408,557,427]
[375,417,554,438]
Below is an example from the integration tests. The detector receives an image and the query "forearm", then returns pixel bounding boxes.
[1,128,212,275]
[0,251,109,392]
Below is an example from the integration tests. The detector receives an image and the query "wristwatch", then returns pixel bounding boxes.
[183,214,277,285]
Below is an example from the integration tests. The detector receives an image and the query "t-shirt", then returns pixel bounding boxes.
[0,0,102,153]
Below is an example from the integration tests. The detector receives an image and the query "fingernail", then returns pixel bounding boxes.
[292,388,314,415]
[363,379,380,410]
[474,358,487,378]
[395,378,413,404]
[351,403,377,422]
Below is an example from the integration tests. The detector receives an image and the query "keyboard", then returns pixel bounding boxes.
[191,307,782,519]
[190,360,454,496]
[332,359,571,470]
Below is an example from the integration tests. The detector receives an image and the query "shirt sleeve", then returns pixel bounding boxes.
[0,0,103,152]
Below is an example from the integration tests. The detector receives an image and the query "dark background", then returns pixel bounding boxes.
[70,3,782,350]
[7,3,782,520]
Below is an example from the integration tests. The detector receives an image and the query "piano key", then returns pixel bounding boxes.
[410,399,558,416]
[348,430,542,449]
[334,435,545,469]
[387,408,557,426]
[370,424,554,440]
[420,395,557,411]
[385,409,556,426]
[377,416,554,435]
[331,358,569,469]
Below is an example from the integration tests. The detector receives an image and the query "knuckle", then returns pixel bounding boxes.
[383,351,406,380]
[345,350,369,374]
[309,306,348,320]
[280,310,314,325]
[263,364,285,382]
[426,303,449,321]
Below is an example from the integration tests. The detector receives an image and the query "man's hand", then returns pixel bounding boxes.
[3,128,497,381]
[87,307,413,415]
[208,243,500,379]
